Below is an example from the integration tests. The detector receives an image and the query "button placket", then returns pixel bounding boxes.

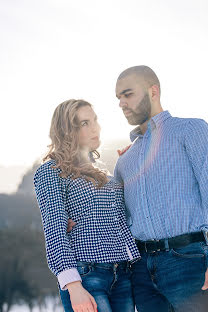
[139,135,156,233]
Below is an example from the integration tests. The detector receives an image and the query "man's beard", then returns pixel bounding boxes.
[123,93,151,125]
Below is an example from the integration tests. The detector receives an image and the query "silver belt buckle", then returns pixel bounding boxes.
[202,230,208,245]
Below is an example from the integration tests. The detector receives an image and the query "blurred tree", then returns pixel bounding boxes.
[17,162,39,195]
[0,229,35,311]
[0,228,57,312]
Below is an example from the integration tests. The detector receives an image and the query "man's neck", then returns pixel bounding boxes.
[139,109,164,135]
[140,121,149,135]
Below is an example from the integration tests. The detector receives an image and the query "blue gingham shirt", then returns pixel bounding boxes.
[34,160,140,284]
[114,111,208,241]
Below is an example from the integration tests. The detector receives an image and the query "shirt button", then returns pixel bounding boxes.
[114,217,118,221]
[112,203,115,207]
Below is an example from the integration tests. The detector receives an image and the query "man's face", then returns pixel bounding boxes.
[116,74,152,125]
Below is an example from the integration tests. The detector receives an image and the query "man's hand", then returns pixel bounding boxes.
[201,268,208,290]
[67,219,76,232]
[67,281,97,312]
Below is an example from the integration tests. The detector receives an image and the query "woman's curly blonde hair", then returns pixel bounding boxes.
[43,99,108,187]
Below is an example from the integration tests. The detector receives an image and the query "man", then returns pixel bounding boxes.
[114,65,208,311]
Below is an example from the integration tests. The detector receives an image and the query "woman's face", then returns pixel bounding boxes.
[76,105,101,152]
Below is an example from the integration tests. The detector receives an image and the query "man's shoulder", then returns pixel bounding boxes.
[183,117,207,127]
[170,115,206,124]
[166,116,207,131]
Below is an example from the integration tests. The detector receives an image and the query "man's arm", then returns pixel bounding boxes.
[185,119,208,210]
[184,119,208,290]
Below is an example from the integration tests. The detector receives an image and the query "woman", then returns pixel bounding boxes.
[34,99,140,312]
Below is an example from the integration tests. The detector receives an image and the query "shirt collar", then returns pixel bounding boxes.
[130,126,143,142]
[151,110,171,128]
[129,111,171,142]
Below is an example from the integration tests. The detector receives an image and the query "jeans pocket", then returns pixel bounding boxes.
[171,249,204,258]
[77,263,93,277]
[170,242,207,259]
[201,243,208,267]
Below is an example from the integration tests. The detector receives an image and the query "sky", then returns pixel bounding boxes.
[0,0,208,193]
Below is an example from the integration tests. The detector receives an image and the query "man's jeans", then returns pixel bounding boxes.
[59,261,135,312]
[131,242,208,312]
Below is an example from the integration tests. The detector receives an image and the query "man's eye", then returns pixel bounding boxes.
[125,93,132,98]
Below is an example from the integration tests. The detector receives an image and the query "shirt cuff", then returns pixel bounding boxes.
[58,268,82,290]
[126,244,133,260]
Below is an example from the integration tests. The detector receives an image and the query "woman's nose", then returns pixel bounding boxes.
[92,123,100,133]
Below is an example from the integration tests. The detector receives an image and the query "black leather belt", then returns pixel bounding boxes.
[135,231,206,253]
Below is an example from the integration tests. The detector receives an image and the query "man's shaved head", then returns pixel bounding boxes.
[117,65,160,94]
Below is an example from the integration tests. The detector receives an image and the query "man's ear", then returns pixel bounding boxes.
[149,84,160,100]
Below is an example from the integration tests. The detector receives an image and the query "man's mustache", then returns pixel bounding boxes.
[122,109,133,113]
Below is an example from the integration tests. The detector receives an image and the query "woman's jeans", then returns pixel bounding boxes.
[131,242,208,312]
[59,261,135,312]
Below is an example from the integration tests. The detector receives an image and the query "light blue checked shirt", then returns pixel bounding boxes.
[114,111,208,241]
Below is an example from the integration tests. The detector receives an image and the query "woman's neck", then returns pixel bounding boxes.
[79,148,91,164]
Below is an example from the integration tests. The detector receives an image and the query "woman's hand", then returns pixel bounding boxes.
[67,281,97,312]
[202,268,208,290]
[67,219,76,232]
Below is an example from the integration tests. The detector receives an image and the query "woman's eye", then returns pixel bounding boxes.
[81,121,88,127]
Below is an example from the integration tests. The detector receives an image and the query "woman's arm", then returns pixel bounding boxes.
[34,162,97,311]
[34,162,78,278]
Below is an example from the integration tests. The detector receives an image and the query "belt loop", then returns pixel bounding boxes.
[128,261,131,270]
[113,263,119,272]
[202,230,208,246]
[164,239,169,251]
[90,261,95,270]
